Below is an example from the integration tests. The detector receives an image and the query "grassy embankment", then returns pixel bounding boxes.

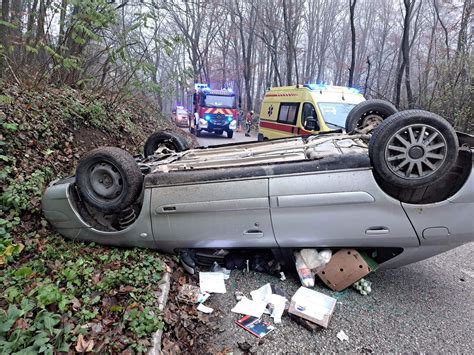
[0,84,186,353]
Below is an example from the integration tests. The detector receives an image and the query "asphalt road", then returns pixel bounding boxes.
[201,243,474,353]
[181,127,257,147]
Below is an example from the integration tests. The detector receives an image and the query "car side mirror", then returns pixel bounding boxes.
[304,116,319,131]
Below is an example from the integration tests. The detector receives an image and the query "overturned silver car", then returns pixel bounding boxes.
[42,109,474,269]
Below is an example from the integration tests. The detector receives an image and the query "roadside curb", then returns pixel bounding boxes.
[149,272,171,355]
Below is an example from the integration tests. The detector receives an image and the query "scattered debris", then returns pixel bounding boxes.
[236,315,275,338]
[288,286,337,328]
[161,265,220,354]
[235,291,244,301]
[294,251,315,287]
[353,278,372,295]
[300,248,332,272]
[231,296,268,318]
[237,341,252,351]
[177,284,201,304]
[197,303,214,314]
[337,330,349,342]
[176,284,211,305]
[199,272,227,293]
[249,283,288,324]
[211,261,231,279]
[197,291,211,303]
[317,249,378,291]
[250,283,272,302]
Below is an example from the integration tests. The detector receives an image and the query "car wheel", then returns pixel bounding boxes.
[144,131,189,158]
[76,147,143,212]
[345,99,398,134]
[369,110,459,189]
[227,130,234,139]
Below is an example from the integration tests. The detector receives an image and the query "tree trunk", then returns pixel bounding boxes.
[57,0,68,52]
[0,0,10,77]
[348,0,357,87]
[402,0,414,108]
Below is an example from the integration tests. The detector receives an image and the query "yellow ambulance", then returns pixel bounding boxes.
[258,84,365,140]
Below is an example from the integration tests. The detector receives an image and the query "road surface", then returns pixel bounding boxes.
[181,128,257,147]
[203,243,473,353]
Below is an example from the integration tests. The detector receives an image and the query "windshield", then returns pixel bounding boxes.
[203,95,235,108]
[176,108,187,115]
[318,102,357,129]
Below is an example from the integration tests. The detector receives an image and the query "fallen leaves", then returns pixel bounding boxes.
[75,334,94,353]
[161,267,218,354]
[0,82,180,354]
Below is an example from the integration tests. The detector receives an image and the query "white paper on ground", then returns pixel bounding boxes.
[337,330,349,341]
[199,272,226,294]
[231,296,267,318]
[268,294,287,324]
[197,303,214,314]
[249,283,288,323]
[250,283,272,303]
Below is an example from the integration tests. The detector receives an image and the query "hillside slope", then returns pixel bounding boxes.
[0,84,190,353]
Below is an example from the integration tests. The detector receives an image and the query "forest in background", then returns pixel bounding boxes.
[0,0,472,132]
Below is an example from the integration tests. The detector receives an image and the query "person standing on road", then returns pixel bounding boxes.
[245,110,254,137]
[237,109,243,132]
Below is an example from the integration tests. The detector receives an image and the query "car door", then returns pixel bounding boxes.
[269,168,419,248]
[150,178,277,251]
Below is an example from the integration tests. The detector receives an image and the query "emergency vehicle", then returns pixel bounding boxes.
[258,84,365,140]
[187,84,238,138]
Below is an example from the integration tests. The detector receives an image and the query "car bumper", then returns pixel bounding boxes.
[42,180,157,249]
[199,119,236,131]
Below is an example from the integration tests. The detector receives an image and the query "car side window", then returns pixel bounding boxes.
[278,103,299,125]
[302,103,320,130]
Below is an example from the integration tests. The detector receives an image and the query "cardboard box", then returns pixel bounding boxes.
[288,286,337,328]
[317,249,378,291]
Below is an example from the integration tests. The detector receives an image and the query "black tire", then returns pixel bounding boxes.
[375,150,471,204]
[369,110,459,189]
[144,131,189,158]
[226,130,234,139]
[76,147,143,212]
[345,99,398,133]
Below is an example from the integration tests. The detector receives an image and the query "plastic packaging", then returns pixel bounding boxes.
[318,249,332,265]
[300,248,333,273]
[294,251,315,287]
[352,278,372,295]
[300,249,322,269]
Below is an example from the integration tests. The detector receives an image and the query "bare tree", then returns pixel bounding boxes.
[348,0,357,87]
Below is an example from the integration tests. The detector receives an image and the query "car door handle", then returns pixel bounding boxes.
[243,229,264,238]
[366,227,390,235]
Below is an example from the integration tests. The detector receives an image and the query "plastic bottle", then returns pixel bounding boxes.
[294,251,315,287]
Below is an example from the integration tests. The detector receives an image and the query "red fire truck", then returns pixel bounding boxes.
[187,84,238,138]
